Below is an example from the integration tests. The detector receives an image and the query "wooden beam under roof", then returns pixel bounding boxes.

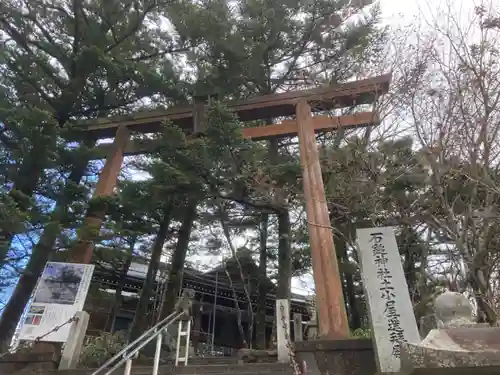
[95,111,379,157]
[79,74,391,139]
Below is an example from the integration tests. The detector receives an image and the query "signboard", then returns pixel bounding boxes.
[19,262,95,342]
[356,227,420,373]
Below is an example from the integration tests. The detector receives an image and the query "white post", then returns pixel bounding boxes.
[58,311,90,370]
[184,319,191,365]
[175,319,192,366]
[152,329,163,375]
[175,320,183,366]
[276,299,290,363]
[123,359,133,375]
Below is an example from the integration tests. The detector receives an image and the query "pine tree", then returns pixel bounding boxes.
[167,0,387,343]
[0,0,187,348]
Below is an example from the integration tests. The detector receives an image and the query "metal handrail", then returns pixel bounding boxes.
[90,310,185,375]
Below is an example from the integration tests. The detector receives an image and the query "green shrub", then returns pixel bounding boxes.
[79,331,127,368]
[350,328,371,339]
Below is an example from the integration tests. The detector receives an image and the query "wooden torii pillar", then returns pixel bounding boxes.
[69,126,131,264]
[296,100,348,338]
[70,74,390,339]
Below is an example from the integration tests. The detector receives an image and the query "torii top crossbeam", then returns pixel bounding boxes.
[79,73,391,140]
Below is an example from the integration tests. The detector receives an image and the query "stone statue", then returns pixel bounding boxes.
[174,288,195,317]
[399,291,500,373]
[434,291,474,328]
[420,291,479,349]
[305,295,318,340]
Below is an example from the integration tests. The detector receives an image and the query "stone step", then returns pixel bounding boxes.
[150,356,239,366]
[187,356,239,365]
[55,365,170,375]
[55,362,292,375]
[173,363,292,374]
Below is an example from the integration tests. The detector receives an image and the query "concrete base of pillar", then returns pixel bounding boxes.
[295,339,376,375]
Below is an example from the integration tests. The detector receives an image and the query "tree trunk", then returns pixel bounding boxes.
[128,202,174,341]
[400,227,418,302]
[0,124,56,265]
[268,209,291,349]
[267,139,291,348]
[216,201,254,348]
[191,304,203,352]
[106,238,136,332]
[403,250,418,300]
[0,143,93,350]
[225,265,248,348]
[268,139,291,299]
[256,213,269,349]
[335,234,359,330]
[469,271,497,325]
[276,210,291,300]
[159,201,198,319]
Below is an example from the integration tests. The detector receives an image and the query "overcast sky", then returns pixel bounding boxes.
[380,0,422,21]
[379,0,496,27]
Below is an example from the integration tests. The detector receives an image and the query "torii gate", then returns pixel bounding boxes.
[71,74,391,339]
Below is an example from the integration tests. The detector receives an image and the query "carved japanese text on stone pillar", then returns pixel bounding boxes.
[356,226,420,373]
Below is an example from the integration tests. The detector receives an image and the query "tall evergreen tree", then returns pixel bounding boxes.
[167,0,387,341]
[0,0,187,348]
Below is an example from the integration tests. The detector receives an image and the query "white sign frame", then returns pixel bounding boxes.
[19,262,95,343]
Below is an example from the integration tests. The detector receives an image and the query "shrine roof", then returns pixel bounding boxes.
[93,249,309,303]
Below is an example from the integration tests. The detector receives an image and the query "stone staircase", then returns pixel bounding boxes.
[54,357,293,375]
[173,362,292,375]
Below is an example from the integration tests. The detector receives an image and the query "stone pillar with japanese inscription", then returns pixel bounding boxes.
[276,299,291,363]
[356,226,420,373]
